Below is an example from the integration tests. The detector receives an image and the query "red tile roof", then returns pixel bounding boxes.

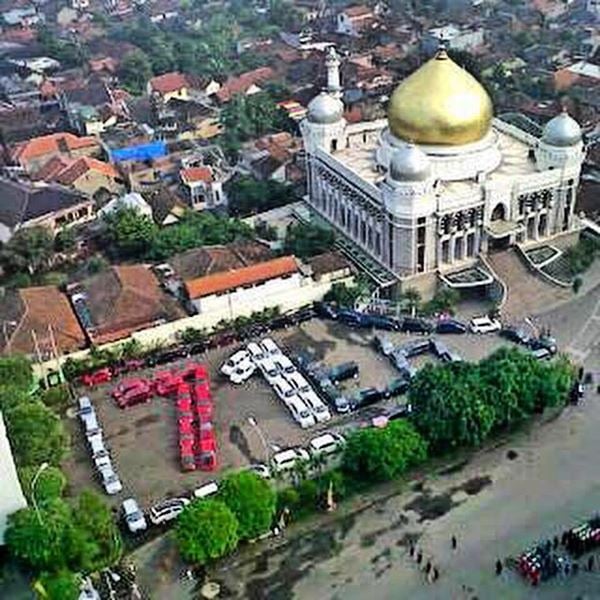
[11,133,99,164]
[185,256,298,299]
[216,67,276,103]
[180,166,213,184]
[34,156,119,185]
[149,72,189,95]
[7,287,86,355]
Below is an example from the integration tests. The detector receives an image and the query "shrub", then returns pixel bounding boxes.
[19,466,67,505]
[41,385,71,413]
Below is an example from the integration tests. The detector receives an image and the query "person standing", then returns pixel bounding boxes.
[451,535,457,550]
[495,560,503,576]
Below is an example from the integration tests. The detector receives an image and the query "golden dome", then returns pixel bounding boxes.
[387,50,493,146]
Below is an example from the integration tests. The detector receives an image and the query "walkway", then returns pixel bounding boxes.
[486,249,571,321]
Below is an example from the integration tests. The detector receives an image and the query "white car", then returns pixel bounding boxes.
[285,396,316,429]
[273,355,296,376]
[308,432,346,457]
[221,350,251,377]
[272,376,296,402]
[260,338,281,357]
[99,466,122,495]
[271,447,310,472]
[81,410,101,438]
[469,316,501,334]
[300,389,332,423]
[246,463,271,479]
[93,448,112,471]
[78,396,93,416]
[246,342,266,364]
[286,372,311,395]
[259,357,280,382]
[122,498,147,533]
[230,360,256,384]
[149,497,190,525]
[193,481,219,500]
[88,432,105,457]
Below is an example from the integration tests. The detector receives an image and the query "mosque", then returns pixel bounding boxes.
[300,47,586,297]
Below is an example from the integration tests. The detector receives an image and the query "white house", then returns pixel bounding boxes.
[98,192,153,220]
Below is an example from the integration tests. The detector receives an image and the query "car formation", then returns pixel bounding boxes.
[222,338,331,429]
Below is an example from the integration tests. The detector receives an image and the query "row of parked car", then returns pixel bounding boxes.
[222,338,332,428]
[77,396,123,495]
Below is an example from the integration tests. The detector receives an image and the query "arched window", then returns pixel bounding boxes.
[491,203,505,222]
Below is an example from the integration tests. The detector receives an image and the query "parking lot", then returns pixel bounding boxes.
[63,317,512,509]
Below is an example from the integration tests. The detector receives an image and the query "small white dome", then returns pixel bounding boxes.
[389,144,431,182]
[307,92,344,125]
[542,111,582,147]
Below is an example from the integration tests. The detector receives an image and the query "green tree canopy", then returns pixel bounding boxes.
[0,228,54,275]
[38,570,80,600]
[0,386,31,414]
[284,223,336,259]
[18,466,67,506]
[0,354,33,391]
[5,401,69,467]
[342,420,428,483]
[102,207,158,259]
[175,499,239,564]
[118,50,153,95]
[220,471,276,540]
[226,176,298,217]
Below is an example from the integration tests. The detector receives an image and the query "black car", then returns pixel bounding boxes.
[185,341,207,356]
[313,302,338,320]
[351,387,385,410]
[383,377,409,398]
[499,326,531,346]
[327,361,359,384]
[364,314,401,331]
[146,346,188,367]
[291,307,315,324]
[337,309,370,328]
[435,318,467,334]
[398,338,431,358]
[401,317,433,334]
[268,314,294,330]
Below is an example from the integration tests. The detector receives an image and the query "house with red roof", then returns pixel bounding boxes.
[215,67,276,103]
[10,132,101,174]
[148,72,190,102]
[180,165,227,212]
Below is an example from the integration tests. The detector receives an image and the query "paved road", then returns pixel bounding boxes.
[207,280,600,600]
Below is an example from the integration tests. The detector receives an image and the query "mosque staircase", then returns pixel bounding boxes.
[486,249,571,321]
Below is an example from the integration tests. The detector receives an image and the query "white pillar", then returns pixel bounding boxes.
[325,47,342,97]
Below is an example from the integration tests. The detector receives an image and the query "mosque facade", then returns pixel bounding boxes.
[300,47,586,295]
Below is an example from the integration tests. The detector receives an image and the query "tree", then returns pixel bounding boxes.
[5,401,69,466]
[19,466,67,506]
[119,50,153,95]
[226,176,298,217]
[5,500,75,571]
[38,571,80,600]
[41,385,71,413]
[179,327,207,345]
[102,207,158,259]
[342,420,428,483]
[54,229,77,254]
[0,227,54,275]
[175,499,239,564]
[71,490,122,572]
[284,223,335,259]
[424,287,460,315]
[0,385,31,413]
[220,472,276,540]
[0,355,32,390]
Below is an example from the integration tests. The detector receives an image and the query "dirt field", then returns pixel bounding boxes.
[63,319,509,509]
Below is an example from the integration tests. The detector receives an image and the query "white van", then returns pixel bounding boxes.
[272,376,297,401]
[259,357,280,382]
[286,371,311,395]
[285,396,316,429]
[88,432,105,457]
[271,447,310,472]
[193,481,219,499]
[308,432,345,456]
[246,342,266,364]
[81,409,101,437]
[300,389,332,423]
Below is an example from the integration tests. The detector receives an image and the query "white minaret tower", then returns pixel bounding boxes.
[325,46,342,98]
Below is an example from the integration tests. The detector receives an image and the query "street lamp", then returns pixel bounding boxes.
[247,416,270,465]
[31,462,49,525]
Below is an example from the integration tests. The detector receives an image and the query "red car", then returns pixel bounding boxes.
[112,378,151,399]
[81,367,112,387]
[115,380,153,409]
[178,415,194,436]
[179,437,196,472]
[196,423,217,471]
[193,383,211,403]
[196,401,213,422]
[154,371,184,396]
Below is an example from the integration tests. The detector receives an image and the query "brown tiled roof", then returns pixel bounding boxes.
[11,133,99,164]
[307,251,352,277]
[185,256,298,300]
[149,72,188,95]
[171,241,273,281]
[216,67,276,103]
[180,166,213,184]
[82,265,184,344]
[3,286,86,356]
[34,156,119,185]
[344,5,373,18]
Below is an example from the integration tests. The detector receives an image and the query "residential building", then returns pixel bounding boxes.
[0,177,94,242]
[423,24,485,53]
[148,72,190,102]
[100,122,167,163]
[587,0,600,16]
[10,132,100,174]
[336,5,376,37]
[301,48,585,298]
[180,166,227,211]
[215,67,276,103]
[34,156,124,198]
[70,265,185,345]
[97,192,154,220]
[0,286,86,357]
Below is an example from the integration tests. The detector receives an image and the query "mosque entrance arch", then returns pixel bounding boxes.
[490,203,506,222]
